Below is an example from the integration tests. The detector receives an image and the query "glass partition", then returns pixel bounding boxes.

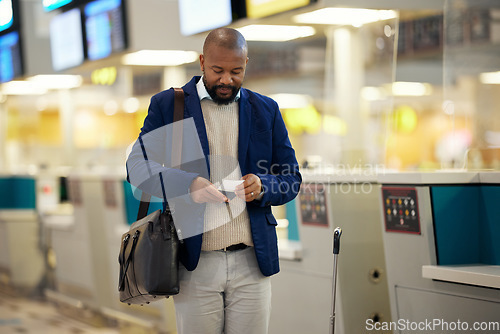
[242,11,399,171]
[444,0,500,170]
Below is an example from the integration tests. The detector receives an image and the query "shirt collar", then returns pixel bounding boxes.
[196,76,240,102]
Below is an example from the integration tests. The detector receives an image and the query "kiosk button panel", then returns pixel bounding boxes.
[382,187,421,234]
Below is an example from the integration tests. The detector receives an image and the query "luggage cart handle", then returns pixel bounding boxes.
[333,227,342,255]
[330,227,342,334]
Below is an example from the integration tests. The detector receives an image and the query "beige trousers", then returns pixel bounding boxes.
[173,247,272,334]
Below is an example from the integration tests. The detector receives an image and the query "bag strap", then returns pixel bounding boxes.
[136,88,185,221]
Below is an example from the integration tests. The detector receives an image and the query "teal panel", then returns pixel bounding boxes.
[122,181,163,225]
[480,186,500,265]
[286,199,300,241]
[0,177,36,209]
[431,186,480,265]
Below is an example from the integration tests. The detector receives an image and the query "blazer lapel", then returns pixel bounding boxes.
[183,78,210,158]
[238,89,252,175]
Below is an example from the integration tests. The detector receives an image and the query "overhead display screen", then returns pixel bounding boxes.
[84,0,127,60]
[49,7,84,71]
[42,0,73,12]
[0,31,23,83]
[246,0,310,19]
[178,0,232,36]
[0,0,14,33]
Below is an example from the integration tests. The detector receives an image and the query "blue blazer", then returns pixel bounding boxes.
[126,76,301,277]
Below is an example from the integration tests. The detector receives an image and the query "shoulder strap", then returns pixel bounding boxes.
[173,88,185,123]
[172,88,185,168]
[136,88,185,221]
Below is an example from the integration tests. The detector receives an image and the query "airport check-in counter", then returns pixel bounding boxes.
[379,172,500,333]
[42,173,177,332]
[270,171,392,334]
[0,176,45,294]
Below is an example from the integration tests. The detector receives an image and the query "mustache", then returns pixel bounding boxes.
[214,84,236,90]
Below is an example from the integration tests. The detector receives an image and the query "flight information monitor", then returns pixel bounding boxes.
[49,7,85,71]
[0,0,16,33]
[0,30,23,83]
[42,0,74,12]
[84,0,127,60]
[178,0,233,36]
[245,0,310,19]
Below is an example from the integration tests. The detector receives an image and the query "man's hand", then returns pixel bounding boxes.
[189,177,228,203]
[235,174,262,202]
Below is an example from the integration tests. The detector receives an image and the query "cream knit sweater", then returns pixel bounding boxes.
[200,99,253,251]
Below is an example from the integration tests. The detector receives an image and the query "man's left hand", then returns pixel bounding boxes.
[235,174,262,202]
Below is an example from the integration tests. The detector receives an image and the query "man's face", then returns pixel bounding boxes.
[200,46,248,105]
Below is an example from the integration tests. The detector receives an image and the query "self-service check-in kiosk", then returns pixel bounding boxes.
[43,173,177,332]
[270,172,392,334]
[0,176,45,294]
[379,172,500,334]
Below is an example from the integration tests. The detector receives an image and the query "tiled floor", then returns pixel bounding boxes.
[0,292,121,334]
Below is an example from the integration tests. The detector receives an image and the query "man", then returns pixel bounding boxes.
[126,27,301,334]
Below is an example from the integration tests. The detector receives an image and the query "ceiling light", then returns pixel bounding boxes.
[480,71,500,84]
[323,115,347,136]
[123,97,140,114]
[103,100,119,116]
[361,87,386,101]
[293,8,397,27]
[1,81,48,95]
[391,82,432,96]
[269,93,312,109]
[237,25,316,42]
[122,50,199,66]
[28,75,83,89]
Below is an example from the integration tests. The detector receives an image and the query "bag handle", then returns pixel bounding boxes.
[136,88,185,221]
[118,230,140,291]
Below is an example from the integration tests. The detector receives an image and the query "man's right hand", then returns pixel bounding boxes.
[189,177,228,203]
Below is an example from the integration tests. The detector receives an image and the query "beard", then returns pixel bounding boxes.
[203,77,240,105]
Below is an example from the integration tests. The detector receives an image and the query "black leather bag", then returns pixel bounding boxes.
[118,205,180,304]
[118,88,185,305]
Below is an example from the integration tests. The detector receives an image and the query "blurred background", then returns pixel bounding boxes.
[0,0,499,333]
[1,0,499,174]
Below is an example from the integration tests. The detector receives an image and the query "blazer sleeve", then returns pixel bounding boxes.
[255,100,302,207]
[126,91,199,203]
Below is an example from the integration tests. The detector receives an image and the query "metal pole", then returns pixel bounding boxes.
[329,227,342,334]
